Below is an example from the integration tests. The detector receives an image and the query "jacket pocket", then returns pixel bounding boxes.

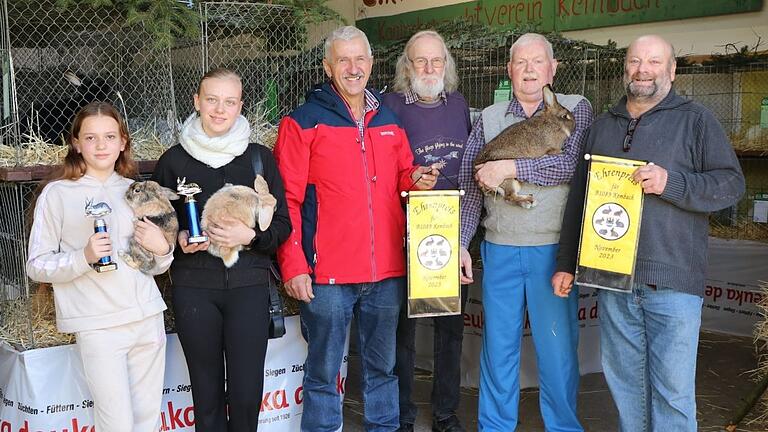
[301,184,319,272]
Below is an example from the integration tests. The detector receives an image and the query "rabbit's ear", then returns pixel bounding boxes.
[161,187,180,201]
[253,175,269,195]
[542,84,555,107]
[257,204,274,232]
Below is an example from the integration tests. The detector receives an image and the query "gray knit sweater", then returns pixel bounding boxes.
[556,89,745,297]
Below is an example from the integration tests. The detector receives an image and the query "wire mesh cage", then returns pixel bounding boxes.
[370,32,626,117]
[190,1,327,148]
[1,0,178,167]
[675,63,768,236]
[0,0,331,349]
[676,63,768,152]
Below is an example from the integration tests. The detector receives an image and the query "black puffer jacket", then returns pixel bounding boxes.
[152,143,291,289]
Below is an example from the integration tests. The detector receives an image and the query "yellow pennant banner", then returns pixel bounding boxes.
[406,190,461,317]
[576,155,646,292]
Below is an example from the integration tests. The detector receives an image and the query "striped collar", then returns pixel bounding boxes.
[404,87,448,105]
[329,83,380,117]
[363,88,380,112]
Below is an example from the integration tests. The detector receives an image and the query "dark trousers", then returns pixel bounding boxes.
[173,284,270,432]
[395,285,468,425]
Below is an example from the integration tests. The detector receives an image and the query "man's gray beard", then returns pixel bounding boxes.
[411,74,445,100]
[625,80,658,98]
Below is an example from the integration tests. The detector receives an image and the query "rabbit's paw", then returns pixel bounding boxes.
[118,250,140,269]
[220,248,240,268]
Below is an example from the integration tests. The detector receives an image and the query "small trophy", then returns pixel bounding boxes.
[84,198,118,273]
[177,177,208,244]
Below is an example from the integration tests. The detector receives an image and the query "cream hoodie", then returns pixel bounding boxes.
[26,173,171,333]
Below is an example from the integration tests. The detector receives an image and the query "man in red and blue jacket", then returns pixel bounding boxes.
[274,25,437,431]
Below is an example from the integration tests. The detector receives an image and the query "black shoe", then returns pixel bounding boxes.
[397,424,414,432]
[432,415,466,432]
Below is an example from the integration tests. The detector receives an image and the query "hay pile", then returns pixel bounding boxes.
[0,135,68,168]
[748,280,768,430]
[0,285,74,350]
[756,281,768,376]
[247,100,279,150]
[711,218,768,243]
[131,124,170,161]
[730,127,768,155]
[0,125,170,168]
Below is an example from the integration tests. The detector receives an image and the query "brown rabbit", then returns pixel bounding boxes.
[201,175,276,268]
[474,84,575,208]
[121,180,180,273]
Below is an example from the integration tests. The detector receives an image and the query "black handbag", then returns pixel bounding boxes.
[251,145,286,339]
[267,262,286,339]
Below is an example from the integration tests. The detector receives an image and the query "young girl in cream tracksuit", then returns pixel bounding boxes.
[26,102,173,431]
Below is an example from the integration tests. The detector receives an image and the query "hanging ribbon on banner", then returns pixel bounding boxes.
[403,190,463,318]
[576,154,646,292]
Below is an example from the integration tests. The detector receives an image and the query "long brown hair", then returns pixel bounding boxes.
[28,102,137,228]
[49,101,137,182]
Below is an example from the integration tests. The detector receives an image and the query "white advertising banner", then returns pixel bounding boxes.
[415,269,603,389]
[701,237,768,337]
[0,316,349,431]
[414,238,768,388]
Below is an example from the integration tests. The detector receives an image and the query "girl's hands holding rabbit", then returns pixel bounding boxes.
[134,217,172,256]
[475,159,517,191]
[206,216,256,248]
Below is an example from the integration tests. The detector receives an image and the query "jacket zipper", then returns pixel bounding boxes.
[359,131,377,281]
[313,201,319,265]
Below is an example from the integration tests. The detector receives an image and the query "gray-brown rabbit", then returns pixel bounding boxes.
[474,84,575,208]
[121,180,180,272]
[201,175,276,268]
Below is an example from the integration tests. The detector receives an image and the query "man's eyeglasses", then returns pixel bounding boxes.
[623,118,639,152]
[410,57,445,69]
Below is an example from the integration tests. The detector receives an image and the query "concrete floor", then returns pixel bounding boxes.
[342,331,762,431]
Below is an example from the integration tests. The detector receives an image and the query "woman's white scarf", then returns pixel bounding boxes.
[179,113,251,168]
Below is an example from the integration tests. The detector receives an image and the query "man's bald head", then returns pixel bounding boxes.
[628,35,676,65]
[623,35,677,107]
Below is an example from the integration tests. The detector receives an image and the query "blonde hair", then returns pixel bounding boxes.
[393,30,458,94]
[196,67,242,95]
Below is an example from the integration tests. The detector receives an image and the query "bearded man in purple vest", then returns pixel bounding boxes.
[382,30,472,432]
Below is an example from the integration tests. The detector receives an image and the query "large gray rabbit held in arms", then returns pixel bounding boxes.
[121,181,180,272]
[474,84,575,208]
[201,175,277,268]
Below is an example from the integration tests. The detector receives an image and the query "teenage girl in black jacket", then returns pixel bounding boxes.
[152,68,290,431]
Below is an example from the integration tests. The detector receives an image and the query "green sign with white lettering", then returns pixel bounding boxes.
[357,0,763,44]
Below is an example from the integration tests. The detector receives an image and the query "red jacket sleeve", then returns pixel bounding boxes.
[274,116,313,281]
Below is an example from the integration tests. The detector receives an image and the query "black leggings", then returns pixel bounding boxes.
[173,284,270,432]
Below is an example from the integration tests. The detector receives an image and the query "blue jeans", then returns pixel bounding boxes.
[299,277,403,432]
[478,242,582,432]
[599,285,703,432]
